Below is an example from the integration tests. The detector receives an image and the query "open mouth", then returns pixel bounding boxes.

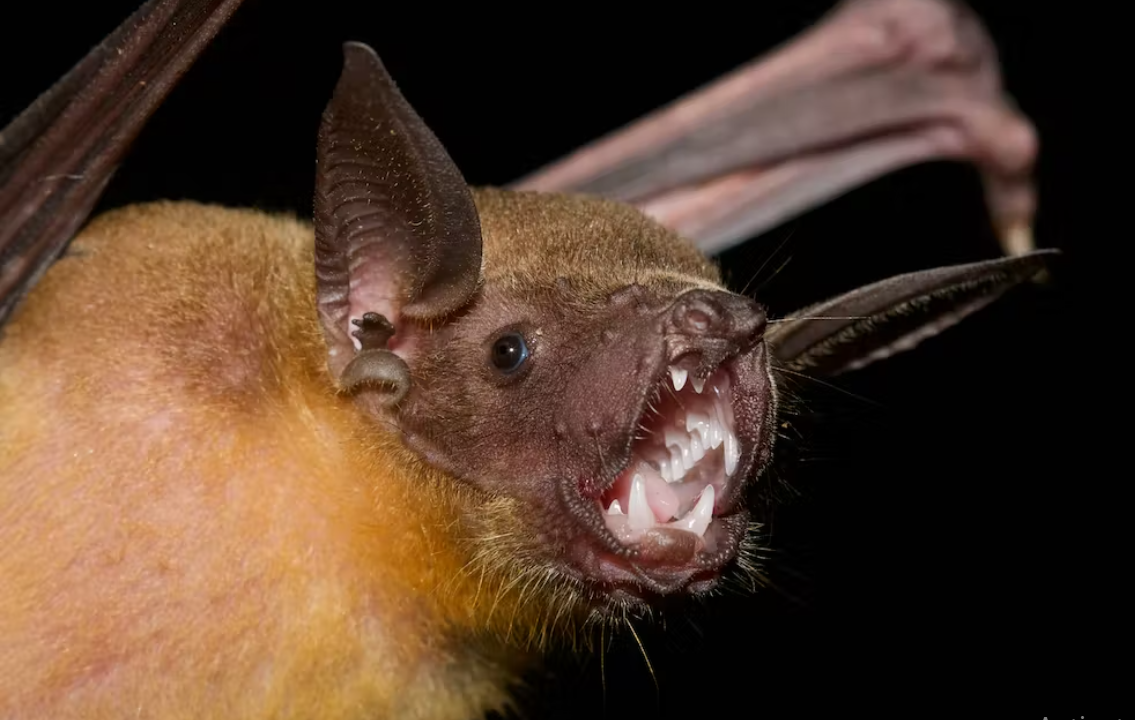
[598,360,742,559]
[555,296,771,599]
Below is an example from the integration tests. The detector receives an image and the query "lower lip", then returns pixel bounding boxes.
[568,509,751,601]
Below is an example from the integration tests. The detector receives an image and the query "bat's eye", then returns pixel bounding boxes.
[490,332,530,374]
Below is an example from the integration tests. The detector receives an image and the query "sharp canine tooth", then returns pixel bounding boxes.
[669,366,688,391]
[627,474,654,530]
[659,460,672,483]
[692,376,705,393]
[607,499,624,516]
[724,430,740,476]
[673,485,714,537]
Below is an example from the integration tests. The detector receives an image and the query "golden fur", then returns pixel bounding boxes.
[3,202,491,718]
[0,191,725,718]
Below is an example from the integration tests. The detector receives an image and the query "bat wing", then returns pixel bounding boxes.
[513,0,1037,258]
[0,0,1043,337]
[768,249,1057,376]
[0,0,244,329]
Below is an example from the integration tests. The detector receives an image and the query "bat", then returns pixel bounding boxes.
[0,0,1060,717]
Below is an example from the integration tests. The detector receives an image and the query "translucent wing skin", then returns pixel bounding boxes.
[0,0,245,328]
[514,0,1038,258]
[0,0,1046,350]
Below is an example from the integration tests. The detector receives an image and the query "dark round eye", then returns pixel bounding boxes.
[490,332,530,374]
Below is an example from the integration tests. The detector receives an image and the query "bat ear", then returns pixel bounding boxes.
[0,0,244,329]
[314,42,483,404]
[768,250,1058,376]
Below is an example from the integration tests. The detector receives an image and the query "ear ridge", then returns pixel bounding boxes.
[769,249,1058,376]
[314,42,483,379]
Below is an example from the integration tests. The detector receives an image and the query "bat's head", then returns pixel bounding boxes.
[314,44,1053,613]
[403,188,777,600]
[314,44,775,607]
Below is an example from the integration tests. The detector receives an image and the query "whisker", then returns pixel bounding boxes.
[773,366,882,407]
[768,315,877,323]
[740,224,799,297]
[625,620,659,705]
[600,622,608,712]
[662,379,688,413]
[592,430,608,477]
[747,252,795,298]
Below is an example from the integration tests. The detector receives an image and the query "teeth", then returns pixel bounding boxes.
[681,442,693,470]
[690,409,723,450]
[689,432,705,463]
[670,485,715,537]
[627,473,654,530]
[724,429,740,476]
[604,369,740,542]
[685,411,710,439]
[709,420,723,450]
[604,476,719,541]
[668,447,686,482]
[664,427,687,450]
[713,401,729,450]
[669,366,688,391]
[659,406,738,482]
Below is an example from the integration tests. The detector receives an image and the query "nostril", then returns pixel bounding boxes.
[668,289,768,347]
[682,307,713,332]
[672,291,726,335]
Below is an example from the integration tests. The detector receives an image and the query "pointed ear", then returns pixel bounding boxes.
[768,250,1057,376]
[0,0,245,329]
[314,42,483,399]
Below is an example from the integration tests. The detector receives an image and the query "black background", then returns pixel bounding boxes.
[2,1,1109,716]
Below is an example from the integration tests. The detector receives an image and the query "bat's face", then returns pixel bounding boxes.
[395,189,776,606]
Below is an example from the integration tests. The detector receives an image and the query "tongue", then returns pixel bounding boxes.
[608,463,680,523]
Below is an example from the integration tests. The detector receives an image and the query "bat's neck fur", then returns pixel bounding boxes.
[0,201,580,719]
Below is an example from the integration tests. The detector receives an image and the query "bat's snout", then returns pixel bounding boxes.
[668,289,766,350]
[663,289,768,374]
